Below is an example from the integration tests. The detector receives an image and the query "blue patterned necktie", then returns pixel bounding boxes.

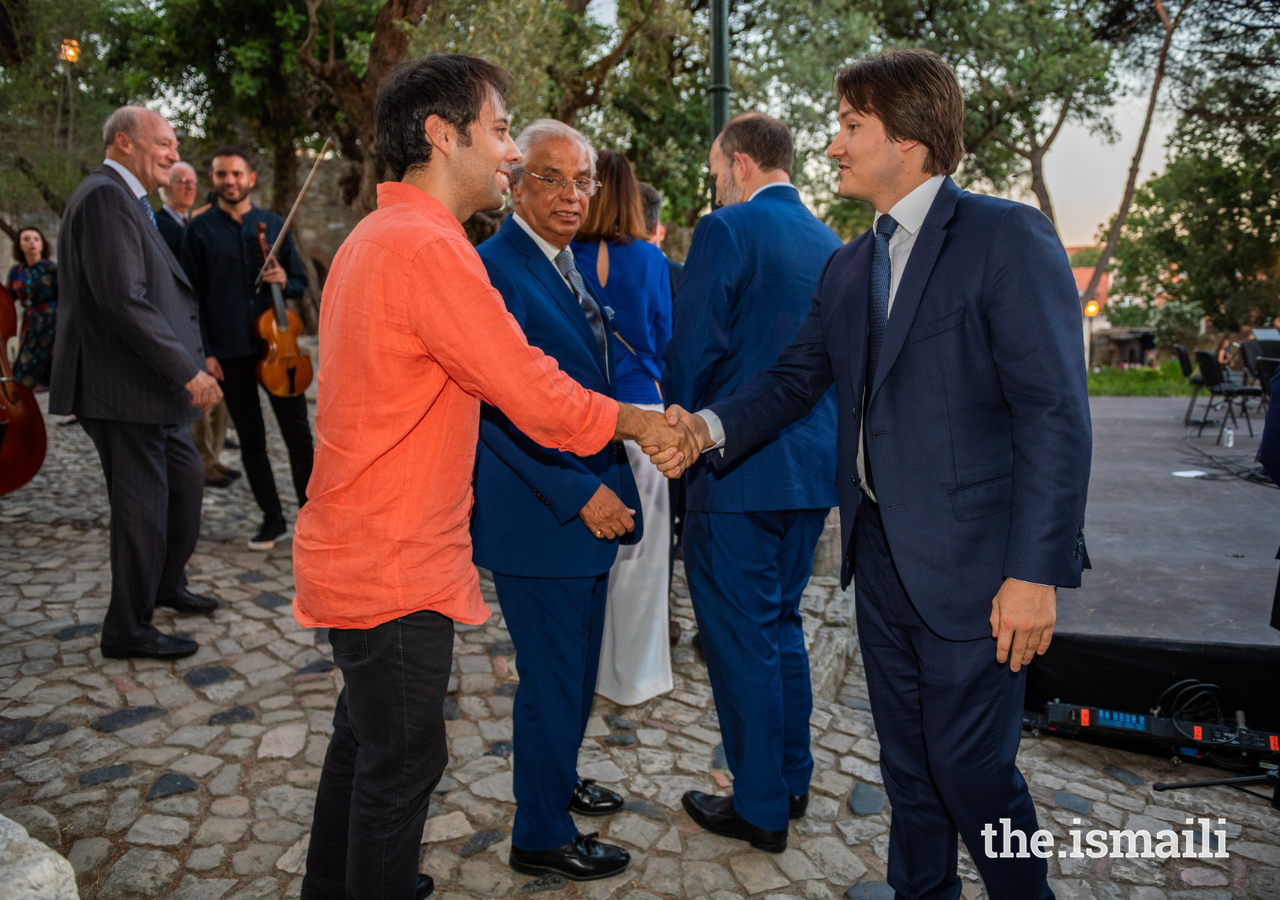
[553,250,608,361]
[140,196,158,228]
[867,213,899,384]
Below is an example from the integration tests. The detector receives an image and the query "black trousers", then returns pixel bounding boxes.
[218,354,313,519]
[79,418,203,646]
[854,500,1051,900]
[303,609,454,900]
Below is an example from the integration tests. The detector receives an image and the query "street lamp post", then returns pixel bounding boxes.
[709,0,730,140]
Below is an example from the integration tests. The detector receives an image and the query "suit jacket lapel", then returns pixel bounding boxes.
[869,178,961,401]
[98,165,194,292]
[843,235,873,396]
[501,219,609,381]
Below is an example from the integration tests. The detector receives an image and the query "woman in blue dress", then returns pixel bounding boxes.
[571,150,674,706]
[7,227,58,390]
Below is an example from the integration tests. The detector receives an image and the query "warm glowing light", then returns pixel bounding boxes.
[1084,300,1100,317]
[60,39,80,63]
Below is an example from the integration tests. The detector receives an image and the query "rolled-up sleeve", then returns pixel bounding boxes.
[409,236,618,458]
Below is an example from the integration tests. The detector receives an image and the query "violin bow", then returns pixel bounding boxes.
[255,137,333,290]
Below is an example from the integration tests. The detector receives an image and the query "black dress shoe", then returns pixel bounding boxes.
[157,589,220,615]
[790,793,809,820]
[569,778,624,816]
[509,832,630,881]
[206,474,236,489]
[682,791,787,853]
[101,633,199,660]
[415,873,434,899]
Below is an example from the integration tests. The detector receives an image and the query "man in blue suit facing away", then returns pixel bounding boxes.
[472,120,642,882]
[662,112,843,853]
[663,51,1091,899]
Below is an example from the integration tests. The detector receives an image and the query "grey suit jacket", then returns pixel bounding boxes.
[50,165,204,425]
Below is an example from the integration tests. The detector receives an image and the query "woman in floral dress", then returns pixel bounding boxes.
[7,227,58,390]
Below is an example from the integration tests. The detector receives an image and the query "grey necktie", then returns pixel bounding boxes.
[553,250,608,361]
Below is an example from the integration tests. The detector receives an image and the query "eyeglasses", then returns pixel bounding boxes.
[522,169,600,197]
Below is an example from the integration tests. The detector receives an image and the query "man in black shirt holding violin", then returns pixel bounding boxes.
[181,145,312,551]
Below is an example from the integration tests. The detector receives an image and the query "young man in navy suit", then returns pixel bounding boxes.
[663,51,1090,899]
[662,113,844,852]
[472,119,641,882]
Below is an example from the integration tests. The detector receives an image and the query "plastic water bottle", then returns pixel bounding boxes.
[1225,427,1235,448]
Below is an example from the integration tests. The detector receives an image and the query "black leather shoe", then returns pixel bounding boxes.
[206,474,236,489]
[100,633,199,660]
[157,589,220,615]
[682,791,787,853]
[509,832,630,881]
[569,778,624,816]
[415,873,434,899]
[790,793,809,820]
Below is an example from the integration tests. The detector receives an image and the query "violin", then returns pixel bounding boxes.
[0,282,48,495]
[254,222,313,398]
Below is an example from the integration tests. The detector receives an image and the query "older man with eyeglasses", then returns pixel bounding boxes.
[469,119,641,882]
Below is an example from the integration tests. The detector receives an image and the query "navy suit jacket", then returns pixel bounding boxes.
[1257,370,1280,630]
[663,184,843,513]
[709,178,1092,640]
[471,217,642,579]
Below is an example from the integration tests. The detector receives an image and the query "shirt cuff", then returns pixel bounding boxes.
[695,409,726,456]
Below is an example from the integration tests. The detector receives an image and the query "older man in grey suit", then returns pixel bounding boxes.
[51,106,224,660]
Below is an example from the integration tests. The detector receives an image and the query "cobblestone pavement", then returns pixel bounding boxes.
[1,398,1278,900]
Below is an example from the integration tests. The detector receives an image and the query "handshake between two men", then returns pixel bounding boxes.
[578,404,713,541]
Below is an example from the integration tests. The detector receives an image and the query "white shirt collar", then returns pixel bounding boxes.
[512,213,570,265]
[874,175,946,236]
[162,204,188,225]
[747,181,796,202]
[103,158,148,200]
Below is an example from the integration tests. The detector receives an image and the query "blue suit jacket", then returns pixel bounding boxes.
[709,179,1092,640]
[471,217,641,579]
[663,184,843,513]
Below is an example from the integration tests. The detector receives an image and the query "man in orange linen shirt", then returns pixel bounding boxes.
[295,54,695,900]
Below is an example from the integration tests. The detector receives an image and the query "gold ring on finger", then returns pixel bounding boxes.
[595,530,604,538]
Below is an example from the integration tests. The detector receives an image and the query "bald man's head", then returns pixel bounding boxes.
[164,161,198,213]
[103,106,180,195]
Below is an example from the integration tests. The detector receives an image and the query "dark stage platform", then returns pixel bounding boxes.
[1027,397,1280,740]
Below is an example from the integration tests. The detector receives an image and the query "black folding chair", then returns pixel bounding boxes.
[1176,344,1209,427]
[1195,350,1261,443]
[1257,357,1280,417]
[1240,339,1262,386]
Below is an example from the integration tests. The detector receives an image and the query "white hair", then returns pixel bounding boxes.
[511,119,596,185]
[102,105,153,150]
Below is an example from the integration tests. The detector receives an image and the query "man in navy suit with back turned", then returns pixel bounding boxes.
[662,112,843,853]
[471,119,642,883]
[662,50,1091,899]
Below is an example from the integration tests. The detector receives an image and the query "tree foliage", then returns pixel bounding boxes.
[1111,114,1280,331]
[879,0,1116,228]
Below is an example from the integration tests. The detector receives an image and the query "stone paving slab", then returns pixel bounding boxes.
[0,397,1277,900]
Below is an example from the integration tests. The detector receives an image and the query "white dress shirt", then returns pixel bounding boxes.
[162,204,189,226]
[695,175,947,484]
[103,158,148,200]
[512,213,574,292]
[856,175,946,501]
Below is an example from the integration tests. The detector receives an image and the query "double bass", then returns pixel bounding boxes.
[0,282,48,495]
[254,223,313,398]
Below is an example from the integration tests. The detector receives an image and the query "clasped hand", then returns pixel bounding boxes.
[613,404,707,479]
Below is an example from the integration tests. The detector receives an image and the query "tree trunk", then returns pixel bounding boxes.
[15,156,67,217]
[1026,147,1056,228]
[271,143,299,217]
[297,0,428,218]
[1080,0,1189,310]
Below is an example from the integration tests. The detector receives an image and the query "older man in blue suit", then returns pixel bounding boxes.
[472,119,641,883]
[662,112,843,853]
[664,51,1091,900]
